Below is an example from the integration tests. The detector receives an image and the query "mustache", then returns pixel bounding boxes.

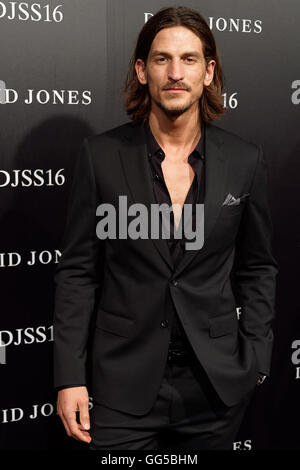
[162,83,190,91]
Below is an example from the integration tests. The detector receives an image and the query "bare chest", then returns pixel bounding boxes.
[161,157,195,229]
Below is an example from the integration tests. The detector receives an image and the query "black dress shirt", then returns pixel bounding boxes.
[144,118,205,352]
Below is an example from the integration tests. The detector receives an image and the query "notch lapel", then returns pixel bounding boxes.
[118,122,174,270]
[173,124,229,277]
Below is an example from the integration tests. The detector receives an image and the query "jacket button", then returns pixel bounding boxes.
[160,320,169,328]
[172,279,178,286]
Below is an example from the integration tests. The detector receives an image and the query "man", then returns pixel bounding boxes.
[53,6,278,450]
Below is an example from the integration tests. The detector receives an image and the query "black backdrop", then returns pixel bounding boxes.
[0,0,299,450]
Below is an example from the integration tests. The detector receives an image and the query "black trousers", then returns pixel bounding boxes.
[89,349,255,451]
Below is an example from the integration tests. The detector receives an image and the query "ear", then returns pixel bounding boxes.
[135,59,148,85]
[204,60,216,87]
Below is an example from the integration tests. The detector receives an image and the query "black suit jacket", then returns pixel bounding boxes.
[53,120,278,415]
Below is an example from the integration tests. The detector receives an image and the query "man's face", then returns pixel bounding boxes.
[135,26,215,118]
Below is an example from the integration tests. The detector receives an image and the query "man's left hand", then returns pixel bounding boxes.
[257,374,267,385]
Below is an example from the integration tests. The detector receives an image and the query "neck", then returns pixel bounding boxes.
[148,106,202,157]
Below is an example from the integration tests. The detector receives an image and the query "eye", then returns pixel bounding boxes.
[185,57,195,63]
[156,57,167,63]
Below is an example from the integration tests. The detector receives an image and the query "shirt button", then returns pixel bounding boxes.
[172,279,178,286]
[160,320,169,328]
[148,152,152,158]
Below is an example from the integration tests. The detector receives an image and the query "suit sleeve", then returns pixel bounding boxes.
[53,138,102,389]
[232,144,279,376]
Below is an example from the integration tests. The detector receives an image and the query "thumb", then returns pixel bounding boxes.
[78,401,90,431]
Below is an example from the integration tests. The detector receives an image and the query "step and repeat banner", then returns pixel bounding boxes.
[0,0,299,450]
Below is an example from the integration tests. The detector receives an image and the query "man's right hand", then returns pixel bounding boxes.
[56,386,91,443]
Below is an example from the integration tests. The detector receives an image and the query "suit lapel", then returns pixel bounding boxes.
[173,123,229,278]
[118,121,229,275]
[119,121,174,270]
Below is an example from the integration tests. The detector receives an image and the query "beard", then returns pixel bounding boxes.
[152,94,194,119]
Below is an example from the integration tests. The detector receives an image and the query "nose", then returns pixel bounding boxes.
[167,58,184,82]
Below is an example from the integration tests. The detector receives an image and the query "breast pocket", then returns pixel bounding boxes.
[219,203,244,218]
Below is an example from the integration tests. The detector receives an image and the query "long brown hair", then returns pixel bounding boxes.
[122,6,226,124]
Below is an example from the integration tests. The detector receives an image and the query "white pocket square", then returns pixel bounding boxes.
[222,193,250,206]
